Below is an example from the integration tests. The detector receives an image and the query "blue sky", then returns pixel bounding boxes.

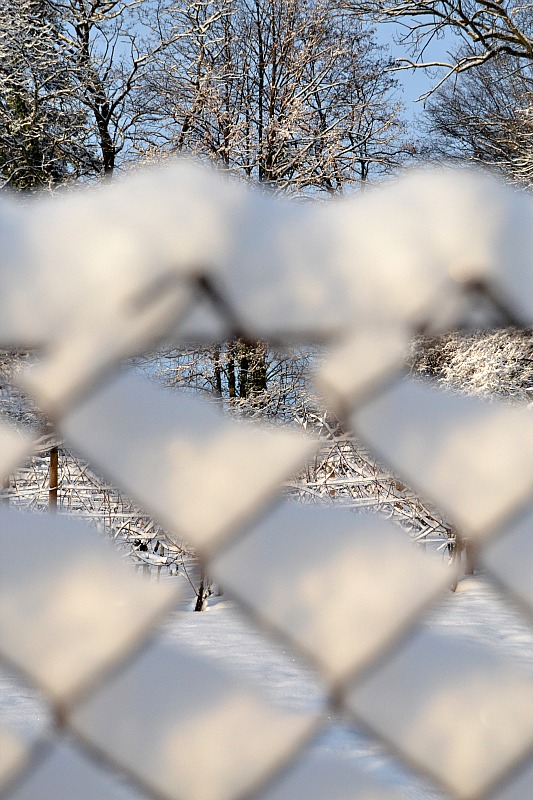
[376,20,463,119]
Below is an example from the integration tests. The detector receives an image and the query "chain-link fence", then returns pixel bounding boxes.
[1,162,533,800]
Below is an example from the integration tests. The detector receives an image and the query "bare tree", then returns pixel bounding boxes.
[137,0,407,405]
[139,0,406,190]
[47,0,178,176]
[0,0,96,188]
[345,0,533,90]
[1,0,178,185]
[142,343,317,417]
[421,54,533,187]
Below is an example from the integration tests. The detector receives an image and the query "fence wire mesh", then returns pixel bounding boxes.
[0,162,532,800]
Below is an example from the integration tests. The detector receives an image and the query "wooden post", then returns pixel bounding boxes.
[49,446,59,512]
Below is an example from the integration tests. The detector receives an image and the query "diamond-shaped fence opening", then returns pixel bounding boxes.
[1,163,533,800]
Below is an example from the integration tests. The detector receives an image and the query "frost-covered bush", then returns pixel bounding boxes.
[412,329,533,404]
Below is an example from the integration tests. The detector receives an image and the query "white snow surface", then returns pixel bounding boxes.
[1,572,532,800]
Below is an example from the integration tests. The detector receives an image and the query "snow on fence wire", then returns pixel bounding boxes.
[0,161,533,800]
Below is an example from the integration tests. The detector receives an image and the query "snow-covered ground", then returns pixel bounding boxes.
[1,572,532,800]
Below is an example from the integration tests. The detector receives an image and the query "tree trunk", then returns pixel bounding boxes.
[227,342,237,399]
[213,345,223,397]
[194,564,209,611]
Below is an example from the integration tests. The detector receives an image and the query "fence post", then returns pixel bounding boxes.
[49,446,59,512]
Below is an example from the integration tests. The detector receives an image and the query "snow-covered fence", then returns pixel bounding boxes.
[1,162,533,800]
